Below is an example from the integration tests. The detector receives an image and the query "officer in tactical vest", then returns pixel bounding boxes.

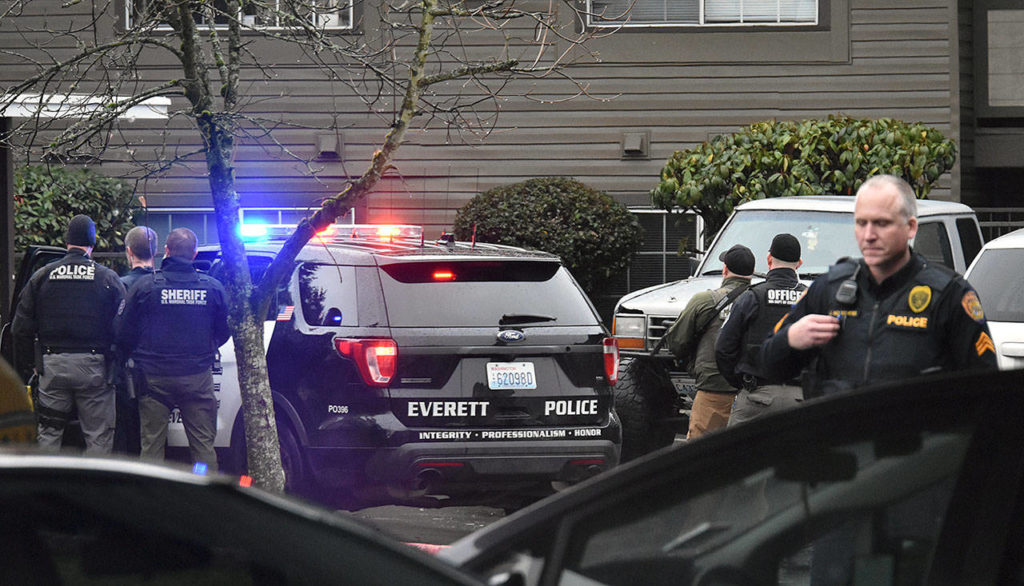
[12,215,126,453]
[716,233,807,425]
[116,228,230,470]
[662,244,753,439]
[761,175,997,396]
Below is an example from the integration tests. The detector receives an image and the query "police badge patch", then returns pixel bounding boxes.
[908,285,931,314]
[961,291,985,322]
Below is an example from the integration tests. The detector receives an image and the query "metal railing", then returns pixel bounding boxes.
[975,208,1024,241]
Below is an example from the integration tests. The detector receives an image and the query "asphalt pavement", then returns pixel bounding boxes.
[348,505,506,545]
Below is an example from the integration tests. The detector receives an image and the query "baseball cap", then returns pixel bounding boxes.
[718,244,755,277]
[65,214,96,247]
[769,233,801,263]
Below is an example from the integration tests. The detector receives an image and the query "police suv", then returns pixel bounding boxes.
[1,226,621,506]
[191,224,621,506]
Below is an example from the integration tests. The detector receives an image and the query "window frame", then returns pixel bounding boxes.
[585,0,819,29]
[125,0,355,32]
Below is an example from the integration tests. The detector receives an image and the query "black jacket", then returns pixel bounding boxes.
[716,267,805,389]
[12,249,125,374]
[116,256,230,376]
[120,265,155,292]
[760,253,998,396]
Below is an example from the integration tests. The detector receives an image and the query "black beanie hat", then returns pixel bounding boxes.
[66,214,96,247]
[769,233,801,263]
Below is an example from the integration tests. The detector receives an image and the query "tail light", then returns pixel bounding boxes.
[334,338,398,387]
[603,337,619,385]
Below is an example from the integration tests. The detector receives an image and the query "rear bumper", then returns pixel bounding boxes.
[306,428,621,492]
[366,438,620,486]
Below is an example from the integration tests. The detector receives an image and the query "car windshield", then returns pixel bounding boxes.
[967,249,1024,323]
[702,210,859,277]
[378,260,600,327]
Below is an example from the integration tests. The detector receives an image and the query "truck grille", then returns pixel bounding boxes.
[647,315,678,352]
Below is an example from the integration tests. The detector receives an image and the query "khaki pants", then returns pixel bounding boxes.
[687,391,735,440]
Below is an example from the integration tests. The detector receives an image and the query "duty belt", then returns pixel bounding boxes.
[43,346,106,355]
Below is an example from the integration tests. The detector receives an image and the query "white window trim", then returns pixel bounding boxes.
[586,0,818,28]
[125,0,354,31]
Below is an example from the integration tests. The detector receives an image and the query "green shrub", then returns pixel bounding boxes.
[14,165,138,252]
[652,115,958,245]
[453,177,643,295]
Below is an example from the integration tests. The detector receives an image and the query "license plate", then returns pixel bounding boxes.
[486,362,537,390]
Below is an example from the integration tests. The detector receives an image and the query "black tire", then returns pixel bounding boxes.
[276,416,311,496]
[614,357,678,461]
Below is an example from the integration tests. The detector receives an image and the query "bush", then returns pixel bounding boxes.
[652,115,958,245]
[453,177,643,295]
[14,165,138,252]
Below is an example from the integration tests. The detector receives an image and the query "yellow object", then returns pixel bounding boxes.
[0,358,36,444]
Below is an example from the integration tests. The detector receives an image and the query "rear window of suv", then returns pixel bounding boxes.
[378,260,600,327]
[967,249,1024,323]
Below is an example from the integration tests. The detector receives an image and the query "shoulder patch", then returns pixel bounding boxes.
[961,291,985,322]
[908,285,931,314]
[975,332,995,357]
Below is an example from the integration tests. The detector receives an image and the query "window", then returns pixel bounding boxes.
[965,249,1024,323]
[298,263,359,326]
[560,428,972,585]
[127,0,353,30]
[955,218,983,266]
[914,221,954,270]
[587,0,817,27]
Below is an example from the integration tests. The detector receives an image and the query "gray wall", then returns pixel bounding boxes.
[1,0,961,240]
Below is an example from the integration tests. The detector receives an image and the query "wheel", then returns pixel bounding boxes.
[276,416,311,496]
[614,357,678,461]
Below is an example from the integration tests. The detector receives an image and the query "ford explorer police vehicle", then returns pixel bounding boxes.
[611,196,985,460]
[196,224,620,507]
[2,226,622,508]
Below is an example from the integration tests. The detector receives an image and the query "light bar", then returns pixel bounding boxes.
[236,223,423,243]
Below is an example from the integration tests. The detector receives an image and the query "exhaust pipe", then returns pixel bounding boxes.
[413,468,444,492]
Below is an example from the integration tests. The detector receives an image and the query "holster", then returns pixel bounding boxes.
[741,374,758,392]
[33,340,44,377]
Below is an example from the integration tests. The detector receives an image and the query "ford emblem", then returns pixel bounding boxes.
[497,330,526,343]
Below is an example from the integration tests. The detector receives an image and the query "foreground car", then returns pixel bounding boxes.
[443,368,1024,585]
[0,453,482,585]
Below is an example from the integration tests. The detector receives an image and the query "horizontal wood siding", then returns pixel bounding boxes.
[1,0,959,239]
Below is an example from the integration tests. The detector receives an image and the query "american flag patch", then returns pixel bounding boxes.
[276,306,294,321]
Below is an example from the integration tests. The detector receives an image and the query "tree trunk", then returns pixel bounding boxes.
[204,114,286,493]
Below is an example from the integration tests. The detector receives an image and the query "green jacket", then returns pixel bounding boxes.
[662,276,750,393]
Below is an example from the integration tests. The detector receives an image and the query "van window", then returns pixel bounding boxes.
[955,218,983,267]
[914,222,954,270]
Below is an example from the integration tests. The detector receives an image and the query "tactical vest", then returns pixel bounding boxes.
[739,280,807,377]
[815,258,957,393]
[35,255,117,351]
[136,270,221,360]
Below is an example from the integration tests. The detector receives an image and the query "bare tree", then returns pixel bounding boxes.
[1,0,613,491]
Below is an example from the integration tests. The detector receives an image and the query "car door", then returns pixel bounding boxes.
[448,368,1024,586]
[1,246,68,373]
